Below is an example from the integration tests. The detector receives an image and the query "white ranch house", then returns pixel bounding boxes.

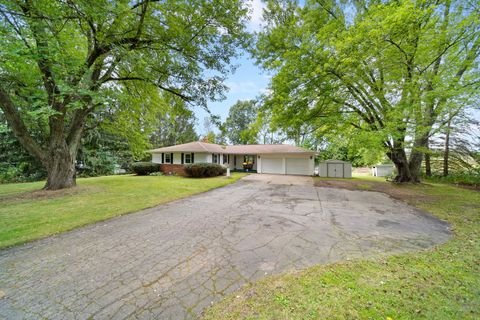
[150,141,317,176]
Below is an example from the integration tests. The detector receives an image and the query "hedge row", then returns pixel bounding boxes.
[132,162,160,175]
[184,163,226,178]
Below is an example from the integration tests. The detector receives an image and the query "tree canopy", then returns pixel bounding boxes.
[0,0,249,189]
[255,0,480,182]
[223,99,259,144]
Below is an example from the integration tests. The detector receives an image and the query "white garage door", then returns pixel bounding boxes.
[262,158,283,174]
[327,163,344,178]
[286,158,310,175]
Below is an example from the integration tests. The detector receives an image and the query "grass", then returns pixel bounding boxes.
[202,177,480,320]
[0,173,246,249]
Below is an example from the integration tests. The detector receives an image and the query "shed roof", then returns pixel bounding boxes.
[321,159,351,163]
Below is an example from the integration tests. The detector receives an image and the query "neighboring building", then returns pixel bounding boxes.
[149,141,317,176]
[372,164,395,177]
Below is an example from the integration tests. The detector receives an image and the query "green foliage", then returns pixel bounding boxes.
[0,0,250,187]
[223,100,259,144]
[319,131,385,167]
[254,0,480,180]
[184,163,226,178]
[131,162,160,176]
[202,131,218,144]
[0,120,46,183]
[425,170,480,187]
[150,96,198,147]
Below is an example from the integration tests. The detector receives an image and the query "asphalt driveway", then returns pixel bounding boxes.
[0,175,450,319]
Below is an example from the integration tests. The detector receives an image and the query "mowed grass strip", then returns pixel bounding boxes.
[202,179,480,320]
[0,173,246,249]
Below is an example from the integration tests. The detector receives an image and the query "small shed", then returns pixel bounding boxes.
[318,160,352,178]
[372,164,395,177]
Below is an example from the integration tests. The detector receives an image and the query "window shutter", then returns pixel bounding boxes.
[170,153,173,164]
[181,153,184,164]
[161,153,164,163]
[191,153,194,163]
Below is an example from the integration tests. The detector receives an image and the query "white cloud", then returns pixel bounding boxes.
[246,0,265,32]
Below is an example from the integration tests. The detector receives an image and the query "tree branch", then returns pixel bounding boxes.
[103,76,192,100]
[0,86,47,163]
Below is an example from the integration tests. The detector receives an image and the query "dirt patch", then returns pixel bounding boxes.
[0,186,102,203]
[314,179,439,203]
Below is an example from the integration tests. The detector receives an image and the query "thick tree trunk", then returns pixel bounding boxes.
[408,135,429,182]
[386,140,420,183]
[45,161,76,190]
[390,151,417,182]
[43,143,77,190]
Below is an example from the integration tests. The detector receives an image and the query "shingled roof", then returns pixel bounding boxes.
[149,142,316,155]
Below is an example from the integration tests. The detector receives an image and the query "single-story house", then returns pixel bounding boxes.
[149,141,317,176]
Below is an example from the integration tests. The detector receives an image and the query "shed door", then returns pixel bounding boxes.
[262,158,283,174]
[286,158,310,175]
[327,163,344,178]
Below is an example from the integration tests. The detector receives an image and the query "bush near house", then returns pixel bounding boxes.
[184,163,226,178]
[132,162,160,175]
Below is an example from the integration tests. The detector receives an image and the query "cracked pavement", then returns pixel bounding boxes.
[0,175,451,319]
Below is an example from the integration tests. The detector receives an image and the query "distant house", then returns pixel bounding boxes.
[149,141,317,176]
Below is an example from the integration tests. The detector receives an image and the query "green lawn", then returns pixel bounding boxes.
[0,173,246,249]
[202,178,480,319]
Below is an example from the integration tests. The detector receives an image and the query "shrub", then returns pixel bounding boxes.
[184,163,226,178]
[132,162,160,176]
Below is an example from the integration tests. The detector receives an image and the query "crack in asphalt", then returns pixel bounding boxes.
[0,178,451,319]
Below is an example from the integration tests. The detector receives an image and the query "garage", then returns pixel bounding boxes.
[286,158,310,175]
[261,157,284,174]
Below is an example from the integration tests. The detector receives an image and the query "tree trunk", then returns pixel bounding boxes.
[425,139,431,176]
[44,144,77,190]
[425,153,431,176]
[387,147,417,182]
[408,135,429,182]
[443,119,451,176]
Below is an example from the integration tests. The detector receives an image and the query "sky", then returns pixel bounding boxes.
[194,0,268,135]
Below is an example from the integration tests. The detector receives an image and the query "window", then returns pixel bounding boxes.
[165,153,171,164]
[185,153,192,164]
[212,154,218,163]
[223,154,229,164]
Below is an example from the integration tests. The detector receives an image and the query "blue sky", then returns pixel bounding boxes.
[194,0,268,135]
[195,55,270,133]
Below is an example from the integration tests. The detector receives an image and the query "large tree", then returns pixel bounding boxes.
[223,99,258,144]
[150,96,198,148]
[255,0,479,182]
[0,0,249,189]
